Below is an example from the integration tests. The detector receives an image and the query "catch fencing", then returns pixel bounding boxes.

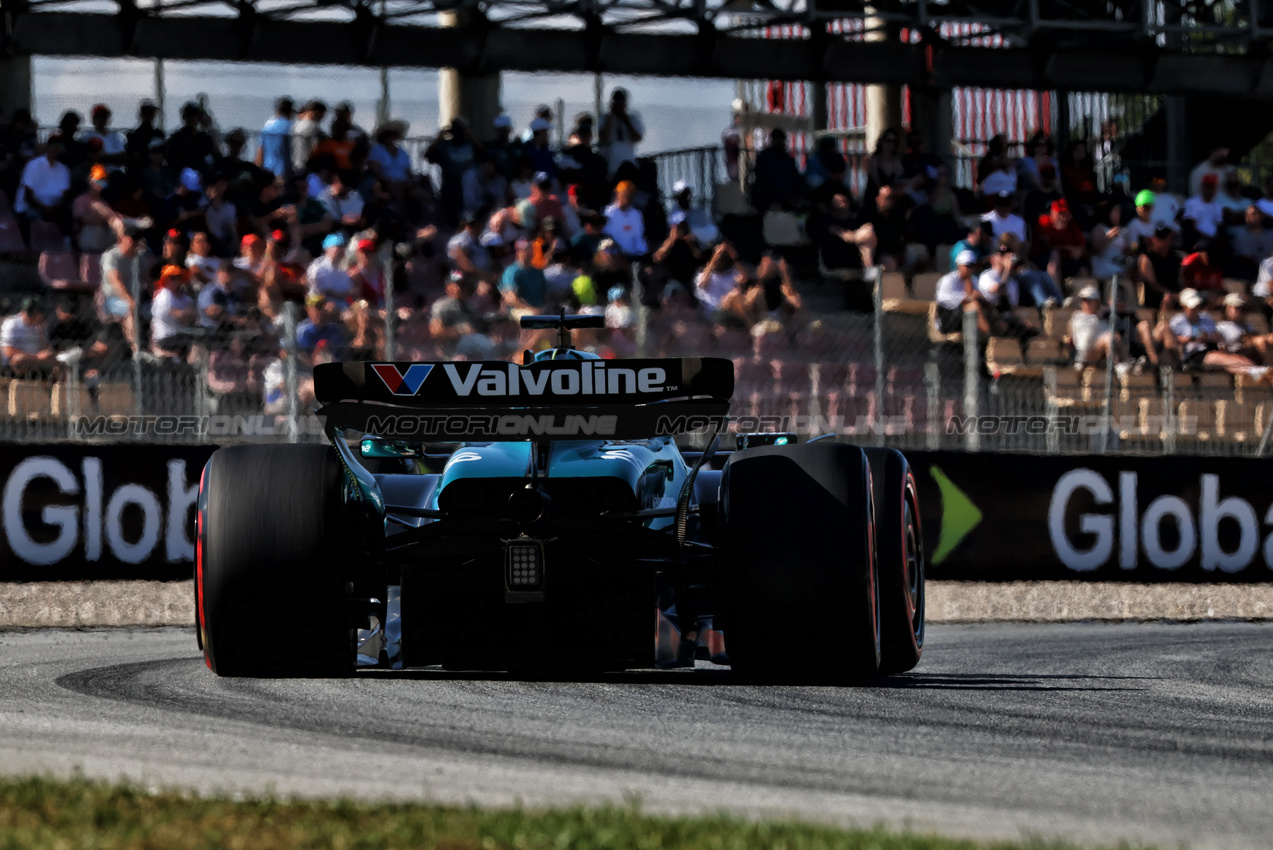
[5,251,1271,457]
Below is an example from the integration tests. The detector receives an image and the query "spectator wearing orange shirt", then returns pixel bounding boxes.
[309,116,356,173]
[531,216,567,270]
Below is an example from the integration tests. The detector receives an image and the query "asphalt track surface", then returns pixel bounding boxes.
[1,623,1271,849]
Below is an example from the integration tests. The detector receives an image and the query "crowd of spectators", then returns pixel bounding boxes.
[0,88,826,410]
[798,130,1273,382]
[5,91,1273,410]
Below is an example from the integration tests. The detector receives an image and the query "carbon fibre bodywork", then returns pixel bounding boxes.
[308,346,734,672]
[197,319,923,678]
[433,440,681,524]
[355,433,720,671]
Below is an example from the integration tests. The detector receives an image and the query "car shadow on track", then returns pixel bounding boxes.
[863,672,1150,691]
[356,668,1148,691]
[356,667,739,685]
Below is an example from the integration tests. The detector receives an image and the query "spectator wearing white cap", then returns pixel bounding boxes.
[669,179,719,245]
[1068,285,1118,364]
[1169,287,1267,377]
[934,249,990,336]
[1217,292,1273,364]
[599,88,644,177]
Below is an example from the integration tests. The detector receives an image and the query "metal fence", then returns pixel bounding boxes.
[6,251,1272,457]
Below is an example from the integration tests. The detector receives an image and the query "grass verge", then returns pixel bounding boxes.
[0,774,1141,850]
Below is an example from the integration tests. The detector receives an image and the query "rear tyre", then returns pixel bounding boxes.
[197,444,354,677]
[864,448,925,674]
[721,443,880,684]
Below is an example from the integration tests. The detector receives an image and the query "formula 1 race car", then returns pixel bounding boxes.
[194,314,924,682]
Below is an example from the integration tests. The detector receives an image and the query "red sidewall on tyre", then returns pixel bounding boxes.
[864,447,924,675]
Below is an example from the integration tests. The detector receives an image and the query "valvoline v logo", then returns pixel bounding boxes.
[371,364,434,396]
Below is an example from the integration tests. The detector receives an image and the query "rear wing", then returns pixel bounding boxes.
[314,358,733,441]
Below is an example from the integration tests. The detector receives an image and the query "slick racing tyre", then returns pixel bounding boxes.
[196,444,353,677]
[721,443,880,684]
[864,448,925,675]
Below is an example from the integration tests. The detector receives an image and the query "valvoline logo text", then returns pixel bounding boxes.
[371,364,434,396]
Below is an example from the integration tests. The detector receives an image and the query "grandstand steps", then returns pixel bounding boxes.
[0,259,45,302]
[790,274,866,314]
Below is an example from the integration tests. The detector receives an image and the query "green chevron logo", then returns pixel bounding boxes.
[930,465,982,565]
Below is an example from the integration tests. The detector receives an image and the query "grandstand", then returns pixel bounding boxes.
[6,0,1273,455]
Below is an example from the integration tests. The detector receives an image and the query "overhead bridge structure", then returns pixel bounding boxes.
[5,0,1273,96]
